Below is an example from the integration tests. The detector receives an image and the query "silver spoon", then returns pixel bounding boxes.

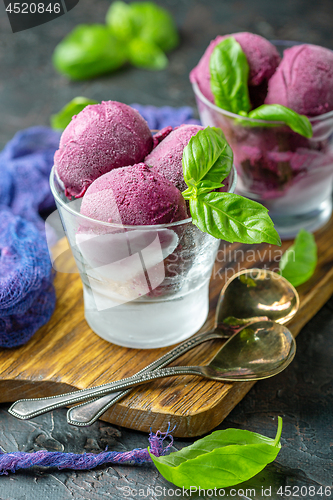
[8,319,296,421]
[66,268,299,426]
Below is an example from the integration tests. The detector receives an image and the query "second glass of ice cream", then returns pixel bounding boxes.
[51,101,237,349]
[191,34,333,238]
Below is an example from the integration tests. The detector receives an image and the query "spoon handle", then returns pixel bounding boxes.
[9,326,233,422]
[66,327,228,426]
[9,365,208,420]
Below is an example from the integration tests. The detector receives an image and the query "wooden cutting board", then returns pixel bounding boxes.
[1,218,333,437]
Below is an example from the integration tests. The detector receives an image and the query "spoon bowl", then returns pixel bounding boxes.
[205,320,296,381]
[216,268,299,328]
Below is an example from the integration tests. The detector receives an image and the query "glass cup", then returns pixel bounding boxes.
[192,44,333,239]
[49,166,236,349]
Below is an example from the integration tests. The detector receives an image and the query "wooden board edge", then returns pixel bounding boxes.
[97,381,256,437]
[288,264,333,337]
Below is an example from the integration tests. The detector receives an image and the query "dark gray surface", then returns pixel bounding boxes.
[0,0,333,498]
[1,0,333,148]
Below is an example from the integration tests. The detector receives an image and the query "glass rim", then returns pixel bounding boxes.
[192,80,333,125]
[50,164,237,231]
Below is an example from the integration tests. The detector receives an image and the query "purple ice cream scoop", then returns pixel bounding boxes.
[54,101,153,198]
[80,163,188,226]
[190,32,281,108]
[145,124,204,192]
[265,44,333,117]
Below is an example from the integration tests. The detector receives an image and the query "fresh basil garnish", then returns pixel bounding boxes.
[53,24,127,80]
[182,127,281,246]
[182,127,233,189]
[190,192,281,245]
[210,37,251,114]
[209,37,313,138]
[182,179,225,199]
[149,417,282,489]
[248,105,313,138]
[279,229,317,286]
[50,97,98,130]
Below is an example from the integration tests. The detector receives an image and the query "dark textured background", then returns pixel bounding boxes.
[0,1,332,498]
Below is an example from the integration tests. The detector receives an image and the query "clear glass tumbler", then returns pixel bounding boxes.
[50,166,236,349]
[192,47,333,239]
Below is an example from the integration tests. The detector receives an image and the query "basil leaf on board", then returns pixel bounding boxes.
[105,1,136,41]
[130,2,179,53]
[248,104,313,138]
[210,37,251,114]
[53,25,127,80]
[189,192,281,245]
[149,417,282,489]
[50,97,98,130]
[182,127,233,188]
[128,37,168,70]
[279,229,317,286]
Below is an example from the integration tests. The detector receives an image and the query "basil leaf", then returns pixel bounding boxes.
[50,97,98,130]
[190,192,281,245]
[130,2,179,53]
[53,24,127,80]
[149,417,282,489]
[182,127,233,188]
[105,1,136,41]
[248,104,313,138]
[182,180,224,200]
[128,37,168,70]
[210,37,251,114]
[279,229,317,286]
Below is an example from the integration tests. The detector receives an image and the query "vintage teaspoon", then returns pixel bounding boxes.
[9,320,296,420]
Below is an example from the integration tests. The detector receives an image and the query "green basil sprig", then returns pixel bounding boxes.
[279,229,317,286]
[50,97,98,130]
[210,37,251,114]
[53,2,179,79]
[182,127,281,246]
[248,105,313,138]
[182,126,233,190]
[53,24,127,80]
[209,37,313,138]
[149,417,282,489]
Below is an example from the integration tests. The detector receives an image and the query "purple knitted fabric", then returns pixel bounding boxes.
[0,428,174,474]
[0,127,62,230]
[0,207,56,347]
[0,127,60,347]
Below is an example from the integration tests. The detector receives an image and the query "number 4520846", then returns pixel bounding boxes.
[6,3,61,14]
[277,485,331,497]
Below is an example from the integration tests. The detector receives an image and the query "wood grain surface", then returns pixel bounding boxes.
[1,218,333,437]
